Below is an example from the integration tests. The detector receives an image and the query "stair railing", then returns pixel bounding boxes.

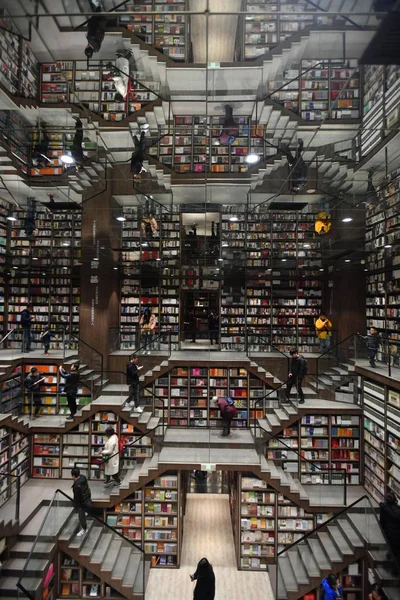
[254,420,347,506]
[16,488,146,600]
[129,329,172,360]
[67,332,104,384]
[0,469,22,522]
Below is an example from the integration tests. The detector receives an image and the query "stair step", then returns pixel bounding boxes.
[10,541,55,558]
[375,566,399,584]
[149,452,159,469]
[279,555,298,592]
[292,479,308,500]
[382,587,400,600]
[277,566,288,600]
[79,524,103,557]
[59,515,79,541]
[101,538,122,572]
[287,548,309,585]
[147,417,160,430]
[266,413,281,427]
[274,408,290,421]
[257,418,272,433]
[122,552,142,587]
[90,532,113,565]
[307,538,332,570]
[336,517,364,549]
[111,546,132,580]
[317,531,342,562]
[2,557,48,576]
[296,543,320,578]
[138,411,151,424]
[0,576,41,594]
[326,524,353,556]
[68,521,95,550]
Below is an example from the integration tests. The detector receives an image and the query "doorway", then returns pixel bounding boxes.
[181,290,219,349]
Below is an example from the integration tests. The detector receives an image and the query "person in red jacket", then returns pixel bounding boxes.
[212,396,237,437]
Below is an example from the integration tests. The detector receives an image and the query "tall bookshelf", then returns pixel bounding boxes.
[0,109,31,175]
[118,0,189,62]
[0,424,30,510]
[59,551,125,599]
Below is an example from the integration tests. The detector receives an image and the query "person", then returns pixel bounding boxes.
[315,313,333,353]
[85,1,107,60]
[358,327,382,368]
[70,117,85,170]
[213,396,237,437]
[286,348,308,404]
[315,211,332,235]
[280,138,308,194]
[113,49,133,102]
[31,121,51,168]
[20,303,33,352]
[139,307,156,354]
[141,216,158,237]
[219,105,239,145]
[368,584,388,600]
[208,311,219,346]
[24,198,37,237]
[320,574,343,600]
[102,426,121,486]
[59,363,80,420]
[24,367,46,418]
[71,467,92,537]
[126,355,143,413]
[40,328,56,355]
[190,557,215,600]
[379,492,400,563]
[187,311,198,343]
[130,131,147,183]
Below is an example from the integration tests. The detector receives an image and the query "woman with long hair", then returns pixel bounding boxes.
[190,557,215,600]
[139,307,156,354]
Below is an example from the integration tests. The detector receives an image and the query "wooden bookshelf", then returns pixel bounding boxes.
[0,425,30,509]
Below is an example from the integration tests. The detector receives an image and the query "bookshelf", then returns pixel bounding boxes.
[0,10,38,98]
[160,209,180,347]
[0,425,30,509]
[232,474,332,570]
[0,369,23,415]
[59,552,125,599]
[0,110,31,175]
[0,197,9,333]
[105,492,143,543]
[119,0,189,62]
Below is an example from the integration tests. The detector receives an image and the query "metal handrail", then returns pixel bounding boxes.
[129,329,172,360]
[69,332,104,384]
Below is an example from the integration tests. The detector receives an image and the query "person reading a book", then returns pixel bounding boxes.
[24,367,46,418]
[71,467,92,537]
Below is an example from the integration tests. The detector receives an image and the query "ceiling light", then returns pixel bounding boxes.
[62,242,70,246]
[385,243,392,248]
[7,215,17,221]
[229,216,238,222]
[32,257,38,260]
[63,266,68,270]
[245,154,260,164]
[364,269,368,272]
[113,267,118,270]
[345,259,351,263]
[93,257,99,261]
[342,217,353,223]
[156,257,161,261]
[304,244,311,248]
[307,188,316,194]
[218,258,223,262]
[116,216,126,222]
[282,259,287,262]
[60,154,74,165]
[319,268,324,272]
[142,242,148,247]
[222,242,229,247]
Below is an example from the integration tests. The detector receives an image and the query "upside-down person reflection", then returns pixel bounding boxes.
[130,131,147,183]
[219,105,239,145]
[280,138,309,194]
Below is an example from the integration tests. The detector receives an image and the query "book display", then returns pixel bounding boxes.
[7,206,81,344]
[0,10,38,98]
[363,378,400,503]
[59,552,124,599]
[0,368,23,415]
[231,474,331,570]
[0,425,29,509]
[0,198,9,331]
[160,209,180,347]
[266,413,361,485]
[118,0,188,62]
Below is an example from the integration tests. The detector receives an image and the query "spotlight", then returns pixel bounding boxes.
[304,244,311,248]
[60,154,74,165]
[319,268,324,272]
[218,258,223,262]
[342,217,353,223]
[113,267,118,270]
[62,242,70,246]
[282,259,287,262]
[32,257,38,260]
[156,257,161,261]
[222,242,229,247]
[245,154,260,164]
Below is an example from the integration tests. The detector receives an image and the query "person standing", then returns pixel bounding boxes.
[212,396,237,437]
[358,327,382,368]
[379,492,400,563]
[219,105,239,145]
[24,367,46,417]
[20,303,33,352]
[208,311,219,346]
[190,557,215,600]
[315,313,333,353]
[40,327,56,355]
[85,1,107,60]
[113,49,133,102]
[187,311,198,343]
[130,131,147,183]
[71,117,85,170]
[139,307,156,354]
[280,138,308,194]
[24,198,37,237]
[320,574,343,600]
[286,348,308,404]
[126,355,143,413]
[59,363,80,420]
[102,426,121,486]
[71,467,92,537]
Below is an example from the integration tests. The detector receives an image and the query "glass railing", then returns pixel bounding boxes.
[0,470,22,523]
[1,326,68,358]
[16,489,146,600]
[274,494,393,600]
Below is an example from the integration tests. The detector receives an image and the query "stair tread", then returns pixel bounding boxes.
[91,532,113,564]
[101,538,122,571]
[258,419,272,432]
[337,518,365,548]
[382,587,400,600]
[287,548,309,585]
[327,524,353,554]
[279,555,298,592]
[274,409,290,421]
[122,552,142,587]
[148,417,160,429]
[266,413,281,427]
[10,541,55,556]
[317,531,342,561]
[138,411,151,423]
[79,524,103,557]
[0,576,41,590]
[296,544,320,578]
[3,557,48,571]
[112,546,132,579]
[277,566,288,600]
[307,538,332,569]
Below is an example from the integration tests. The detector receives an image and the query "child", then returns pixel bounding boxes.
[358,327,382,368]
[40,328,56,355]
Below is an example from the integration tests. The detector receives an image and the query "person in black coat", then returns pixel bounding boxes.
[280,138,308,193]
[379,492,400,563]
[190,557,215,600]
[358,327,382,367]
[130,132,147,183]
[59,363,80,420]
[71,467,92,537]
[286,348,308,404]
[20,303,33,352]
[71,117,85,170]
[85,1,107,60]
[126,355,143,412]
[24,367,46,417]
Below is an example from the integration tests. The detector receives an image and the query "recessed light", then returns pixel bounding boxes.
[32,257,38,260]
[156,257,161,261]
[113,267,118,270]
[342,217,353,223]
[319,268,324,272]
[93,257,99,261]
[222,242,229,247]
[345,259,351,263]
[282,259,287,262]
[245,154,260,164]
[7,215,17,221]
[364,269,368,272]
[229,216,238,222]
[142,242,148,247]
[116,216,126,222]
[306,189,316,194]
[304,244,311,248]
[385,243,392,248]
[60,154,74,164]
[63,266,68,270]
[218,258,223,262]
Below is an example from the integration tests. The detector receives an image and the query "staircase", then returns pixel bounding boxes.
[276,497,400,600]
[308,359,357,404]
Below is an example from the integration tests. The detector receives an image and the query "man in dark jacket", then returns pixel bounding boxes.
[24,367,45,417]
[379,492,400,562]
[71,467,92,537]
[286,348,308,404]
[219,104,239,145]
[20,303,33,352]
[85,1,107,60]
[130,132,147,183]
[126,355,143,412]
[71,117,85,170]
[358,327,382,367]
[24,198,37,238]
[213,396,237,437]
[60,363,80,420]
[280,138,308,193]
